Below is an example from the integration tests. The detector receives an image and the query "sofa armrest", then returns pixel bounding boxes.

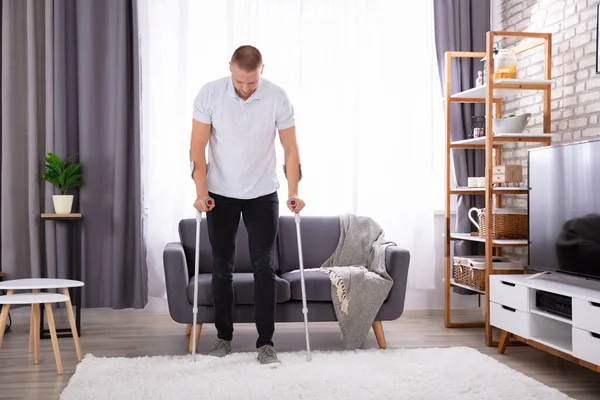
[376,246,410,321]
[163,242,192,323]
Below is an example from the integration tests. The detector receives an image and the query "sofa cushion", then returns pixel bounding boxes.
[179,218,280,277]
[187,273,291,305]
[277,216,340,274]
[281,270,332,301]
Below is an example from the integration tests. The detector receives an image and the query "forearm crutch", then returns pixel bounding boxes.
[191,196,214,363]
[288,198,311,362]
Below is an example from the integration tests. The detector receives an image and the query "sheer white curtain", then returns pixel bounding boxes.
[138,0,442,299]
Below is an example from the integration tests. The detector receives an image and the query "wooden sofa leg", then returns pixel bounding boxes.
[372,321,386,349]
[187,324,202,353]
[185,324,192,336]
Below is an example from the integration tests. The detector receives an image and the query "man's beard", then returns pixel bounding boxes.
[236,88,255,99]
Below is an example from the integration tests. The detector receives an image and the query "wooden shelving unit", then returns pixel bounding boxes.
[443,31,554,346]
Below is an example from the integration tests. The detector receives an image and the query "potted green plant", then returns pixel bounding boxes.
[41,152,85,214]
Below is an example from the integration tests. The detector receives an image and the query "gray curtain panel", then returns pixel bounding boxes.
[1,0,54,281]
[1,0,147,309]
[433,0,490,294]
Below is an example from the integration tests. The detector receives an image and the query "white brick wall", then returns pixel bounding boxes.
[497,0,600,259]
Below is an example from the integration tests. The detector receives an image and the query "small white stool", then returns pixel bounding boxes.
[0,292,81,374]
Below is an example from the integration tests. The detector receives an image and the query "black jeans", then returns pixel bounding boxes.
[206,191,279,348]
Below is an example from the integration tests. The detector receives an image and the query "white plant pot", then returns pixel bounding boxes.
[52,195,74,214]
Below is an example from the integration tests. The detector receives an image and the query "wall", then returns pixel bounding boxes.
[495,0,600,260]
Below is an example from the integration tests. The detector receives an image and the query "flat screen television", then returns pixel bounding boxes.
[528,138,600,281]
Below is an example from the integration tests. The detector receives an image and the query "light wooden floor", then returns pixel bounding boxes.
[1,302,599,400]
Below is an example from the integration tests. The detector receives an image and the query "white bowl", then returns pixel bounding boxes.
[493,113,531,133]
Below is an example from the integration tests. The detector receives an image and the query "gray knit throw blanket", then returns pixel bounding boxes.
[317,213,395,349]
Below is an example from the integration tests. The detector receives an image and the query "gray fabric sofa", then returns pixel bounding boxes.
[163,215,410,351]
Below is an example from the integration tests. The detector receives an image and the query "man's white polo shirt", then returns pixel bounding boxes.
[193,76,295,200]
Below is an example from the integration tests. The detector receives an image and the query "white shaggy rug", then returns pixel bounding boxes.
[60,347,572,400]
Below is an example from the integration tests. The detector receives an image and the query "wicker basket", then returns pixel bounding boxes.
[468,207,528,239]
[453,255,524,292]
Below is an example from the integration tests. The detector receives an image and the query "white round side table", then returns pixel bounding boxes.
[0,292,80,374]
[0,278,84,357]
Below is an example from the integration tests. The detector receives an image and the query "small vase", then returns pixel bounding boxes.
[52,195,74,214]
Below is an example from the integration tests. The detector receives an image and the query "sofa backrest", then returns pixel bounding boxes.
[179,217,279,277]
[277,215,340,274]
[178,215,340,277]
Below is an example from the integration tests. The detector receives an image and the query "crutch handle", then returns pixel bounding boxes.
[195,197,215,222]
[205,196,215,208]
[287,197,299,210]
[287,198,302,223]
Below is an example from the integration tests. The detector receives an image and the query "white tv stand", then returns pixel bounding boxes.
[489,273,600,373]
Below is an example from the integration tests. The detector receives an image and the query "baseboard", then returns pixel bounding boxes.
[402,308,482,317]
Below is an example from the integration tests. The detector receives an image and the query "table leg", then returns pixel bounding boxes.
[62,288,82,361]
[44,303,63,374]
[29,310,34,352]
[40,295,81,339]
[0,303,11,351]
[29,289,39,353]
[32,304,40,365]
[0,290,14,349]
[39,303,44,339]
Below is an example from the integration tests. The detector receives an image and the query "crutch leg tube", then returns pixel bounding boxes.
[191,196,214,363]
[288,198,311,362]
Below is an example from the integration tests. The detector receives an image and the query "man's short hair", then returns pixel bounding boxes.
[231,45,263,72]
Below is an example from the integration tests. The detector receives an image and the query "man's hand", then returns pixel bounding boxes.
[287,196,305,213]
[194,195,215,213]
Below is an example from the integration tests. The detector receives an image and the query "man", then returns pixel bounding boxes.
[189,45,305,365]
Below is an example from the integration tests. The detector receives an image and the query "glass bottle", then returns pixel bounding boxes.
[494,49,517,80]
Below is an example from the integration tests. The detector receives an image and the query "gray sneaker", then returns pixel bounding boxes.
[257,345,281,365]
[208,339,231,357]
